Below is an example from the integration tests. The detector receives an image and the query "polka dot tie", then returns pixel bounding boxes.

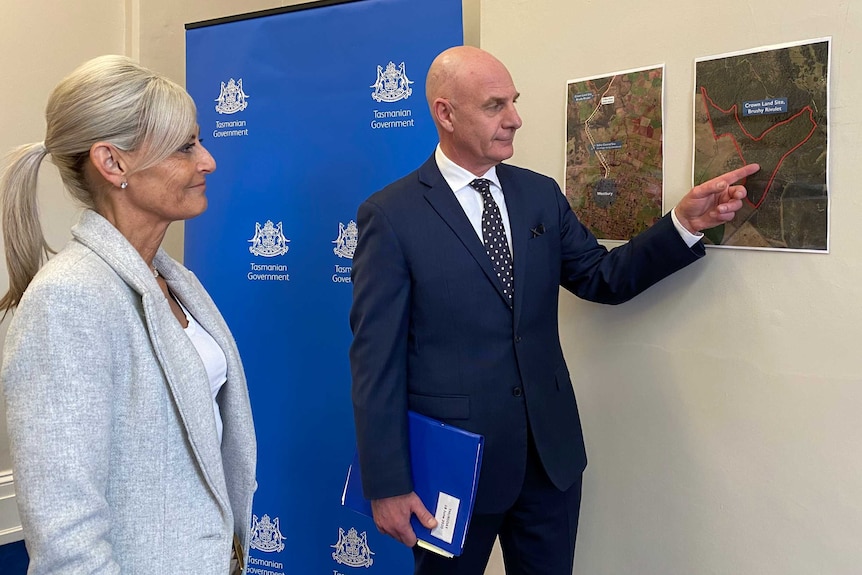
[470,178,513,303]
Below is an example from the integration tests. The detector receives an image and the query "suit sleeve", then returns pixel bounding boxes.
[2,280,121,575]
[554,182,705,304]
[349,199,414,500]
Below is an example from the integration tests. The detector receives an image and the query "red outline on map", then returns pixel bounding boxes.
[700,86,817,209]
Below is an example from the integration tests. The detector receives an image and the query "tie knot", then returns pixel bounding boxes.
[469,178,493,197]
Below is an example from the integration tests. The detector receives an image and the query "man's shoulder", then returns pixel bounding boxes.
[363,170,420,211]
[496,163,562,206]
[364,156,438,206]
[497,162,555,184]
[379,165,424,193]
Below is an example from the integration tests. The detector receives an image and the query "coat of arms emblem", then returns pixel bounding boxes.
[249,514,285,553]
[331,527,374,568]
[332,220,358,259]
[249,220,290,257]
[371,61,413,103]
[215,78,249,114]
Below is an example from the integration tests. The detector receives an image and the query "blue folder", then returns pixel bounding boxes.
[342,411,484,558]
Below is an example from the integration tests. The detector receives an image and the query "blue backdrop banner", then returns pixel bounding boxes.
[185,1,463,573]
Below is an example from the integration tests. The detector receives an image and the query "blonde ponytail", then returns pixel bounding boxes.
[0,143,54,311]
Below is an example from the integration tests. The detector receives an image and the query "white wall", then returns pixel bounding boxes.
[6,1,859,573]
[481,1,862,573]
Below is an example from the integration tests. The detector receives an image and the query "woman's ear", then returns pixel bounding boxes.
[89,142,128,189]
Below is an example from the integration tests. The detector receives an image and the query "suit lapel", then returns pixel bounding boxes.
[156,256,257,493]
[140,286,231,508]
[497,165,530,317]
[419,158,513,307]
[497,164,530,321]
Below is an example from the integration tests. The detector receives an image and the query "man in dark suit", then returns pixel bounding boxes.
[349,45,759,575]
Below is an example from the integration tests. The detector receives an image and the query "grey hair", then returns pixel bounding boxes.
[0,55,197,311]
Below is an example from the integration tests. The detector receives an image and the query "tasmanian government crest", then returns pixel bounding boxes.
[215,78,249,114]
[371,61,413,102]
[331,527,374,568]
[250,514,285,553]
[249,220,290,257]
[332,220,358,259]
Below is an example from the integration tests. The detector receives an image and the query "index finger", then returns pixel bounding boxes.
[692,163,760,199]
[711,163,760,188]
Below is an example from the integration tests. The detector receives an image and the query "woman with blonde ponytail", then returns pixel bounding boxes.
[0,56,256,575]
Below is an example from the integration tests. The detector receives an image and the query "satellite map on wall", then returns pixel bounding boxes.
[694,38,830,252]
[565,65,664,241]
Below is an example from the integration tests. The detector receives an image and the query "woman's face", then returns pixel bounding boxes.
[122,129,216,225]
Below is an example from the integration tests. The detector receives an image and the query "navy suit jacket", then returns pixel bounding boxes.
[350,155,703,514]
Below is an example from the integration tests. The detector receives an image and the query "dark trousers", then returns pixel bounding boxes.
[414,435,583,575]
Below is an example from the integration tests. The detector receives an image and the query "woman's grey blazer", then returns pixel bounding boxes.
[2,209,257,574]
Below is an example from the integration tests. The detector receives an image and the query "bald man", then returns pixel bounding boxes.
[349,46,758,575]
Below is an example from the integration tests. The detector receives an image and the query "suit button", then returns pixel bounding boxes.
[512,387,523,397]
[515,336,522,343]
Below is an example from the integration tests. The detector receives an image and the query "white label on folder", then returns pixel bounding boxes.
[429,492,460,544]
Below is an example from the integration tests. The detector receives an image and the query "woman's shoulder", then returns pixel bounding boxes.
[22,241,133,308]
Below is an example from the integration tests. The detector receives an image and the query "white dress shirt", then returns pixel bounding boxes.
[435,146,514,254]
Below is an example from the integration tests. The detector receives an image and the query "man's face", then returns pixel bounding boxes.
[446,61,522,175]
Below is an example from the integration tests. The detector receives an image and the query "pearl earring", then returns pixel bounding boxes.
[120,181,128,189]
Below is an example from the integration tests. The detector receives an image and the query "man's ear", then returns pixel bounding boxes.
[89,142,127,189]
[432,98,455,133]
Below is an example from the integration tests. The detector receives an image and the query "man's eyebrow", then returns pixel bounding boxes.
[484,96,509,106]
[483,93,520,106]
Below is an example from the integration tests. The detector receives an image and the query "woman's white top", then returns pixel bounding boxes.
[177,298,228,443]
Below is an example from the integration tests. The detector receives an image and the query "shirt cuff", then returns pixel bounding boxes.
[671,207,704,248]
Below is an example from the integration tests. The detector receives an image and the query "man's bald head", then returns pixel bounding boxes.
[425,46,509,108]
[424,46,522,176]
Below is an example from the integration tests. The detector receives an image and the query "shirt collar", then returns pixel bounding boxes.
[435,145,501,192]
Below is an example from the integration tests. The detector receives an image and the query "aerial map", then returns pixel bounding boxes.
[694,39,830,252]
[565,65,664,241]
